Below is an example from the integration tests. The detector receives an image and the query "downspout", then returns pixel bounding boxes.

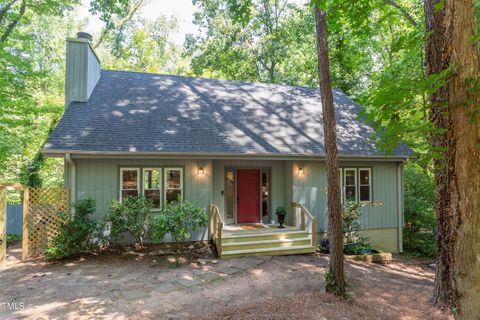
[397,162,404,253]
[65,153,76,203]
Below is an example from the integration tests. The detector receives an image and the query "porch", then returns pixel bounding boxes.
[210,203,317,259]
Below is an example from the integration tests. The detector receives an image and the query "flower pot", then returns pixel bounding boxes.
[320,239,330,253]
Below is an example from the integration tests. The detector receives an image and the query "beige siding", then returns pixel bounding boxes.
[359,228,399,253]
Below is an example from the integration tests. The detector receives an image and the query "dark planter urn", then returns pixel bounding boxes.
[320,239,330,253]
[277,213,286,228]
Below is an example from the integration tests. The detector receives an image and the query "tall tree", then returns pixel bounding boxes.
[185,0,293,83]
[97,15,184,74]
[313,3,345,296]
[0,0,78,184]
[89,0,145,49]
[424,0,480,318]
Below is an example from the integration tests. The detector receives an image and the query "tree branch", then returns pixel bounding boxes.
[0,0,19,26]
[93,0,144,49]
[0,0,25,43]
[383,0,418,28]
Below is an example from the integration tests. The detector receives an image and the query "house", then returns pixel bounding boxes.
[43,32,410,257]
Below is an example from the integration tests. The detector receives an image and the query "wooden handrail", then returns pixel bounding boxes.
[291,202,317,250]
[209,204,224,257]
[210,204,224,225]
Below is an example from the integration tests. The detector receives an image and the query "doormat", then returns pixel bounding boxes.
[240,225,266,229]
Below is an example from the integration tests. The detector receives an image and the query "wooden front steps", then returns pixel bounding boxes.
[218,225,316,259]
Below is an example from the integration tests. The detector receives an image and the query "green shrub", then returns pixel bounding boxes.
[342,201,382,254]
[102,196,153,246]
[44,197,97,260]
[403,163,436,258]
[344,242,373,255]
[6,234,22,246]
[275,206,287,215]
[342,201,363,245]
[152,196,208,243]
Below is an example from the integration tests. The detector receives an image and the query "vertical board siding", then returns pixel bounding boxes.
[74,158,212,241]
[86,47,100,99]
[292,160,399,232]
[72,157,400,241]
[65,39,100,105]
[292,161,327,232]
[6,205,23,235]
[65,42,87,104]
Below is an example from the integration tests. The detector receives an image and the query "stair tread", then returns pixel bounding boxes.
[221,245,315,256]
[222,230,306,239]
[222,237,311,247]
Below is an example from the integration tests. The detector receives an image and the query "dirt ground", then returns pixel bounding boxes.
[0,242,452,320]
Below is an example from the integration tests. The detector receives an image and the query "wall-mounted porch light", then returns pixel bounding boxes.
[298,167,304,175]
[198,167,205,175]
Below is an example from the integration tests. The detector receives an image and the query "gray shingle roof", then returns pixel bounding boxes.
[43,70,411,158]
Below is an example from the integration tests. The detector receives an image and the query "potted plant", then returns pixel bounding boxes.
[319,233,330,253]
[275,206,287,228]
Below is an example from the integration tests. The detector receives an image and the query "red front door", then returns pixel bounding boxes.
[236,169,260,223]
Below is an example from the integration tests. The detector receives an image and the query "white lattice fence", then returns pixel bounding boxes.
[26,188,69,257]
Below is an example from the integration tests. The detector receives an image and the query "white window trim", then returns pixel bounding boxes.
[359,168,372,203]
[142,168,162,210]
[120,168,140,202]
[164,167,184,203]
[344,168,357,202]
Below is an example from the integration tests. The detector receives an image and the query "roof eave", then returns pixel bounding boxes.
[42,149,410,162]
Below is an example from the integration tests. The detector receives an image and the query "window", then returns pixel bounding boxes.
[359,168,372,202]
[262,170,269,216]
[120,167,184,207]
[225,170,235,220]
[165,168,183,203]
[120,168,139,201]
[143,168,161,209]
[344,168,357,202]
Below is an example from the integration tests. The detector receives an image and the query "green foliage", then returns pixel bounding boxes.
[102,196,153,246]
[403,163,436,258]
[344,242,373,255]
[0,0,151,189]
[325,270,348,298]
[19,153,45,187]
[185,0,316,84]
[275,206,286,215]
[342,201,381,254]
[44,197,97,260]
[342,201,363,245]
[0,6,78,187]
[90,0,133,28]
[98,14,185,74]
[342,201,381,244]
[152,197,208,243]
[6,233,22,246]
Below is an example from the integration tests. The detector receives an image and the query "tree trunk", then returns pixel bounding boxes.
[314,7,345,296]
[425,0,480,318]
